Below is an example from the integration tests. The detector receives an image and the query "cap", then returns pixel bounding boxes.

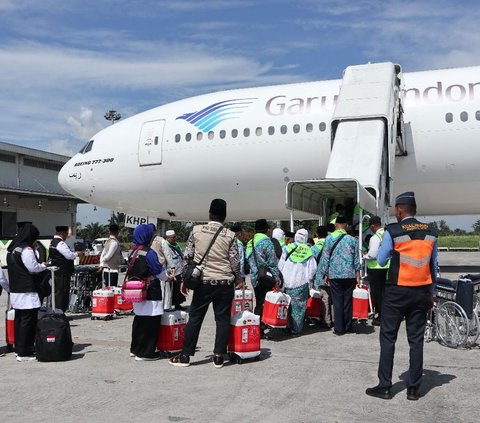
[56,226,69,232]
[284,230,295,238]
[16,221,32,228]
[335,216,347,224]
[395,191,416,206]
[209,198,227,218]
[368,216,382,226]
[165,230,175,237]
[255,219,269,231]
[231,223,242,233]
[109,224,119,232]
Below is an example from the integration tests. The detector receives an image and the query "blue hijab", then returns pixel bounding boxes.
[132,224,163,276]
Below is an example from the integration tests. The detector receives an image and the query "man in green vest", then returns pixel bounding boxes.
[364,216,389,325]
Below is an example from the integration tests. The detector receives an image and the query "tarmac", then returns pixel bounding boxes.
[1,252,479,423]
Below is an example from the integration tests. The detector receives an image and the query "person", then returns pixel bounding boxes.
[49,226,82,312]
[279,229,317,335]
[164,229,187,310]
[99,224,123,287]
[150,230,171,269]
[0,267,9,297]
[317,216,360,335]
[311,226,328,263]
[232,223,246,280]
[284,230,295,245]
[169,199,242,368]
[129,224,173,361]
[363,216,389,325]
[16,221,47,263]
[6,223,47,361]
[329,204,345,224]
[246,219,281,334]
[366,192,438,401]
[271,228,285,259]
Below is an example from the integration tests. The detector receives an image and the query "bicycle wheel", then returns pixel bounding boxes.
[424,309,435,342]
[466,310,480,347]
[436,301,469,348]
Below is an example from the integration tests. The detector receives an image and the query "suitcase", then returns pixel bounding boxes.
[306,289,322,320]
[91,288,115,320]
[5,301,15,353]
[231,288,254,316]
[228,310,261,364]
[157,310,188,354]
[35,266,73,362]
[113,286,133,315]
[262,290,291,328]
[352,285,370,320]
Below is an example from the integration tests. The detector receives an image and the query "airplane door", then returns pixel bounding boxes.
[138,120,165,166]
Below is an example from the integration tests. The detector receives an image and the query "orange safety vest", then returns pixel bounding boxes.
[386,218,437,287]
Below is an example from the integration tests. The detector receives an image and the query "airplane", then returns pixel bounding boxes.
[58,62,480,222]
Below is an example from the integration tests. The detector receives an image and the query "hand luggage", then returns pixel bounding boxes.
[91,269,115,320]
[352,284,370,320]
[113,286,133,315]
[262,290,291,328]
[231,288,253,316]
[228,285,261,364]
[5,295,15,353]
[306,289,322,320]
[157,310,188,354]
[35,266,73,362]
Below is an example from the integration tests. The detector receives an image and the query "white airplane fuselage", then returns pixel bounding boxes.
[59,66,480,221]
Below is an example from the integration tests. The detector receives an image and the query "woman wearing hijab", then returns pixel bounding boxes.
[128,224,173,361]
[7,223,47,362]
[279,229,317,335]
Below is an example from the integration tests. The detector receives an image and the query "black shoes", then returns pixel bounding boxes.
[372,317,381,326]
[169,353,190,367]
[213,354,224,369]
[406,387,420,401]
[365,385,392,400]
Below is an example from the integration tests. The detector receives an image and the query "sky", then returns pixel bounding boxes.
[1,0,479,229]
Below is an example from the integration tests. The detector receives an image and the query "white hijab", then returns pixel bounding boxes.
[294,229,308,244]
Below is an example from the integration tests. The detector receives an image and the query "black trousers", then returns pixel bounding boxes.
[54,273,72,312]
[330,279,356,334]
[14,308,38,357]
[131,315,162,358]
[378,285,430,389]
[368,269,388,316]
[254,282,269,318]
[103,271,118,287]
[172,275,186,306]
[181,283,234,356]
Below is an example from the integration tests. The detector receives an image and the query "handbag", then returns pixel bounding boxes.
[251,236,277,289]
[122,248,150,302]
[182,226,224,290]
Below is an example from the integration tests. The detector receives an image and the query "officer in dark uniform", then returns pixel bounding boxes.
[49,226,81,312]
[366,192,438,401]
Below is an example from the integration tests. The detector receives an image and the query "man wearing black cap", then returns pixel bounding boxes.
[49,226,82,312]
[99,224,123,287]
[363,216,389,326]
[366,192,438,401]
[169,199,242,369]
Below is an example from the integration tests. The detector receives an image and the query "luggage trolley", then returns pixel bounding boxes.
[68,266,101,313]
[425,277,480,348]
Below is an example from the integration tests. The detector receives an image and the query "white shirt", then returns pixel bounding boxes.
[133,269,168,316]
[53,235,78,260]
[10,247,46,309]
[0,268,9,292]
[279,253,317,290]
[364,231,382,260]
[100,235,120,270]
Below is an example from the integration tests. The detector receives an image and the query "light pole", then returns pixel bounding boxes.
[104,110,121,125]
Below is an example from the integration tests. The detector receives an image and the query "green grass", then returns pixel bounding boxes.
[438,235,480,249]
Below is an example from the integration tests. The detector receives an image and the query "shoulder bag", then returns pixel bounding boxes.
[182,226,223,290]
[122,247,150,302]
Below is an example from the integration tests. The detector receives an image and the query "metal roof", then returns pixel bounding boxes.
[0,140,71,163]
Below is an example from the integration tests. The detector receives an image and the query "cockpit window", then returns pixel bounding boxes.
[79,140,94,154]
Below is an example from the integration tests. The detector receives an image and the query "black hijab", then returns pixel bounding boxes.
[8,222,40,252]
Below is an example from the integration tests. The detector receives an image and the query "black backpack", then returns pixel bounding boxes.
[35,312,73,362]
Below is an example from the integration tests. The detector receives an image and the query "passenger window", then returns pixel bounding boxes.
[293,124,300,134]
[280,125,287,134]
[84,140,94,152]
[244,128,250,137]
[460,111,468,122]
[306,123,313,132]
[268,126,275,135]
[319,122,326,132]
[208,131,214,140]
[256,127,262,136]
[186,133,192,142]
[232,129,238,138]
[445,113,453,123]
[175,134,181,143]
[197,132,203,141]
[219,130,226,139]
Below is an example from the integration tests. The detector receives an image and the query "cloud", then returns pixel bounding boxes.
[66,107,103,141]
[47,139,76,157]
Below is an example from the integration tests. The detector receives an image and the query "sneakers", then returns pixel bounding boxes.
[135,352,161,361]
[213,354,224,369]
[169,354,190,367]
[365,385,392,400]
[16,355,37,362]
[129,352,136,358]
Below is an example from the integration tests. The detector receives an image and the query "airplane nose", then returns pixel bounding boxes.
[58,160,72,193]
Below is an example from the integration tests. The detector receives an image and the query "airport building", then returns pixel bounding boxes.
[0,141,82,265]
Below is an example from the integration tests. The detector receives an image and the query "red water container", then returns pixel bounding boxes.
[261,291,291,328]
[6,308,15,348]
[231,289,254,316]
[306,289,322,320]
[157,310,188,353]
[91,289,115,319]
[352,285,369,320]
[228,310,261,360]
[112,287,133,313]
